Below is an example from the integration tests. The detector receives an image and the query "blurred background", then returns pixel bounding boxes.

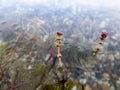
[0,0,120,90]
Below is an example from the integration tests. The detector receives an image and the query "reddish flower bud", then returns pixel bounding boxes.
[57,32,63,36]
[101,32,108,39]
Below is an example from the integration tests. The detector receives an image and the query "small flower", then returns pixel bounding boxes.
[56,32,63,40]
[101,32,108,38]
[57,32,63,36]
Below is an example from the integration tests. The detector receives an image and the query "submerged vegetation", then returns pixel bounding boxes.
[0,30,117,90]
[0,0,120,90]
[0,30,99,90]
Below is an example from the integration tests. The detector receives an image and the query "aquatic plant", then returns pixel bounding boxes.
[93,32,108,56]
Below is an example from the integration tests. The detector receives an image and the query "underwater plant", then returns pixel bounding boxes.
[0,31,109,90]
[93,32,108,56]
